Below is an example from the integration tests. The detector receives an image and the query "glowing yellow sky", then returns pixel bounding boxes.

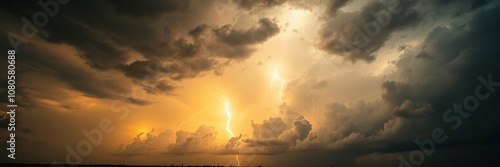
[73,5,394,148]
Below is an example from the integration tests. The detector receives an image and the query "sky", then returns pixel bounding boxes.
[1,0,500,166]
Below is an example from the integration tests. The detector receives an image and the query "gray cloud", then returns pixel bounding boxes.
[165,125,219,155]
[326,0,351,15]
[238,114,312,154]
[211,18,280,59]
[1,0,281,97]
[214,18,279,46]
[392,100,433,118]
[251,117,287,139]
[319,0,421,62]
[234,0,287,10]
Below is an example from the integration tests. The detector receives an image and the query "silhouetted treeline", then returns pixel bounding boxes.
[0,163,266,167]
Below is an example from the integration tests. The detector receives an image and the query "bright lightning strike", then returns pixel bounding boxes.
[223,98,240,166]
[300,25,332,64]
[231,3,265,27]
[311,90,317,118]
[236,155,241,167]
[271,66,285,101]
[301,25,314,43]
[223,98,235,137]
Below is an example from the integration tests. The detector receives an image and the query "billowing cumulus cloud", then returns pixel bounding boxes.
[117,114,313,156]
[165,125,219,155]
[241,115,312,154]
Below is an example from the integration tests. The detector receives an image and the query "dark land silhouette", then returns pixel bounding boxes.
[0,163,267,167]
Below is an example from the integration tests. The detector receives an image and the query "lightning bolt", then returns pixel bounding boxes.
[271,66,285,101]
[174,107,207,130]
[224,99,235,137]
[231,3,266,27]
[311,89,317,119]
[300,25,332,65]
[223,98,240,166]
[236,155,241,167]
[301,25,314,43]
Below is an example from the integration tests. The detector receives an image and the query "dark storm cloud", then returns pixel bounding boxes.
[0,111,34,136]
[233,0,322,11]
[105,0,190,18]
[392,100,433,118]
[54,67,129,99]
[152,80,176,93]
[120,60,163,80]
[392,1,499,120]
[188,24,210,38]
[327,0,351,15]
[124,97,152,106]
[214,18,280,46]
[317,101,391,143]
[351,2,500,162]
[0,111,9,129]
[292,2,500,164]
[120,57,219,94]
[3,39,137,102]
[425,0,490,16]
[381,80,412,105]
[53,0,192,60]
[1,0,168,69]
[1,22,155,108]
[173,38,203,58]
[383,3,500,106]
[1,0,281,97]
[319,0,421,62]
[43,18,129,70]
[234,0,287,9]
[317,0,495,63]
[212,18,280,59]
